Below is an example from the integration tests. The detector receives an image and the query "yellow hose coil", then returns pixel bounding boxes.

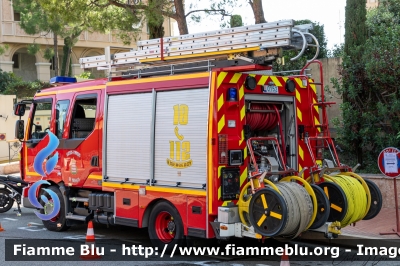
[323,174,367,227]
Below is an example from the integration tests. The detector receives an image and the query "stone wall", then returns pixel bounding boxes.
[362,174,399,209]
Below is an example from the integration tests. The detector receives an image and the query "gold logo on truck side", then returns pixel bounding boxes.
[167,104,192,169]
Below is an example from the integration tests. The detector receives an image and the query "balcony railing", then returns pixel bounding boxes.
[1,21,131,45]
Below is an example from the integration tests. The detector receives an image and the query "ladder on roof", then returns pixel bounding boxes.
[79,19,319,71]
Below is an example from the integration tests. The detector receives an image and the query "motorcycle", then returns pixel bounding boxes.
[0,175,28,215]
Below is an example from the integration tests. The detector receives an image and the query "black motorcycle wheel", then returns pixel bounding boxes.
[0,188,14,213]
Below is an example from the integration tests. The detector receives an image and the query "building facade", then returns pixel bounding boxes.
[366,0,379,9]
[0,0,175,82]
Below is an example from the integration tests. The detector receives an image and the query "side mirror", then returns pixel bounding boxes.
[14,103,26,117]
[15,120,24,140]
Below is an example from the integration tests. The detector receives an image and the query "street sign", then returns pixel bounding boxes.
[378,147,400,178]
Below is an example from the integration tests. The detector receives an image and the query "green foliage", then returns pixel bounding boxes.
[230,15,243,27]
[0,70,17,94]
[272,20,328,73]
[0,70,50,98]
[43,47,55,60]
[344,0,367,55]
[27,43,41,55]
[332,0,400,172]
[328,43,344,58]
[0,44,9,56]
[76,71,95,79]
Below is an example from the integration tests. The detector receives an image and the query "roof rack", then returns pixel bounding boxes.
[79,20,319,76]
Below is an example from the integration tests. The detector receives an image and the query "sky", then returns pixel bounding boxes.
[174,0,347,51]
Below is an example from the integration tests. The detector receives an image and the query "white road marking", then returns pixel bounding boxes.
[3,218,18,221]
[18,226,47,232]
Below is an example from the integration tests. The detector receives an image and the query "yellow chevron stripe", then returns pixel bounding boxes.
[240,105,245,121]
[296,90,301,104]
[258,76,268,85]
[309,79,317,93]
[314,117,320,126]
[299,165,303,178]
[282,77,289,82]
[222,201,230,206]
[313,98,319,112]
[240,168,248,186]
[295,78,306,88]
[244,147,247,160]
[217,166,224,200]
[299,145,304,161]
[218,115,225,133]
[218,94,224,111]
[239,84,244,101]
[270,76,282,87]
[217,72,228,88]
[239,130,244,145]
[297,107,302,122]
[230,73,242,83]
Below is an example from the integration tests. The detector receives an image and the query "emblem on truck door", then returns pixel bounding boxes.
[29,132,61,220]
[167,104,192,169]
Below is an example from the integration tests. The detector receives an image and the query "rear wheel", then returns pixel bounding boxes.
[0,188,14,213]
[40,186,70,231]
[148,201,184,252]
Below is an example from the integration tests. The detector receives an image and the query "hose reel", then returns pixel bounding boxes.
[238,176,317,238]
[313,172,379,228]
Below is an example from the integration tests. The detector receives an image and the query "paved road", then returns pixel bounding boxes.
[1,174,397,266]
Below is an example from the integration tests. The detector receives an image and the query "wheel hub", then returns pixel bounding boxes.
[167,220,176,232]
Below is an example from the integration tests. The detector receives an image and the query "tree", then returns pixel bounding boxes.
[37,0,238,36]
[13,0,62,75]
[272,20,328,73]
[248,0,266,24]
[332,0,368,168]
[331,0,400,172]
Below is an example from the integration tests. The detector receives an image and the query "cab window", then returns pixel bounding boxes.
[56,100,70,139]
[29,100,52,140]
[70,97,97,139]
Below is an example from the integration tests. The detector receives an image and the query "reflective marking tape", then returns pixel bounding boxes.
[239,85,244,100]
[240,105,246,121]
[324,187,329,199]
[299,146,304,161]
[230,73,242,84]
[258,76,268,85]
[270,76,282,87]
[331,203,342,212]
[297,107,302,122]
[217,94,224,111]
[296,90,301,103]
[217,72,228,88]
[257,214,267,226]
[270,212,282,220]
[218,115,225,133]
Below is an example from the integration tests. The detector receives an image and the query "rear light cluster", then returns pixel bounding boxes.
[219,134,228,164]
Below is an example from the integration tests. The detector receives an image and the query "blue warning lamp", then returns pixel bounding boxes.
[228,88,238,101]
[50,76,77,85]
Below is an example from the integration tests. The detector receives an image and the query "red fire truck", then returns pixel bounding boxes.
[13,20,381,249]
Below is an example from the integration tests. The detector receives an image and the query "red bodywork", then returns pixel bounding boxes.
[21,62,327,238]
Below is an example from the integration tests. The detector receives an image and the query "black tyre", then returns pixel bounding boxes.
[363,179,383,220]
[0,188,14,213]
[40,186,70,231]
[309,184,330,229]
[148,201,184,252]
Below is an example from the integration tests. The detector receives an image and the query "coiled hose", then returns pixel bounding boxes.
[323,174,367,227]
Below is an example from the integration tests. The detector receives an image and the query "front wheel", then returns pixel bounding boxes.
[148,201,184,252]
[40,186,70,231]
[0,188,14,213]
